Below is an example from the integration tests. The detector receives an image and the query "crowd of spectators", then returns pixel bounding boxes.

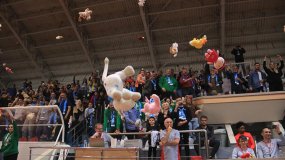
[0,52,284,159]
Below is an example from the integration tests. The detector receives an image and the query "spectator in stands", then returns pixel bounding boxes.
[248,62,266,92]
[91,123,112,147]
[143,72,157,99]
[123,105,140,139]
[135,69,146,94]
[207,69,223,95]
[157,102,175,130]
[103,102,122,134]
[49,92,57,105]
[72,100,85,143]
[36,98,51,140]
[173,97,191,158]
[85,102,95,136]
[146,116,160,160]
[159,69,178,99]
[0,91,9,107]
[257,125,285,158]
[57,92,72,142]
[263,55,284,91]
[226,65,244,94]
[159,118,180,160]
[179,67,193,97]
[234,121,255,149]
[194,115,220,159]
[198,69,207,96]
[232,135,256,159]
[185,95,201,131]
[231,46,247,75]
[231,46,246,63]
[0,113,19,160]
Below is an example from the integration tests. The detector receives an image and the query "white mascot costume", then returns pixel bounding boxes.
[102,57,141,115]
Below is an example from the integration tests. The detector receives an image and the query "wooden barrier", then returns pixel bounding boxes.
[193,91,285,124]
[75,147,138,160]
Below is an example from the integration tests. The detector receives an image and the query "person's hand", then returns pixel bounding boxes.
[162,88,166,92]
[264,56,267,61]
[166,126,172,133]
[275,124,282,135]
[177,121,184,127]
[195,110,202,115]
[249,87,253,91]
[277,55,283,61]
[115,129,121,134]
[208,83,213,87]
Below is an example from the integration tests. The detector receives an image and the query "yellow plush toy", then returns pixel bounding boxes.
[189,35,207,49]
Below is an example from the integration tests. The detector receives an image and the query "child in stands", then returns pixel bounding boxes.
[146,116,160,160]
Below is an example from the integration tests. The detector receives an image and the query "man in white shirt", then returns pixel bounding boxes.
[257,125,285,158]
[91,123,112,147]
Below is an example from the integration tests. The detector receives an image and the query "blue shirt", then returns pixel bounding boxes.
[124,107,139,131]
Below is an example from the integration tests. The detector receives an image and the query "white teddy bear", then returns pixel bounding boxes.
[102,57,141,115]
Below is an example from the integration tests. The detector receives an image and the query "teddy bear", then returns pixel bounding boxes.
[138,0,146,6]
[189,35,207,49]
[78,8,92,22]
[169,42,178,57]
[102,57,141,115]
[141,94,161,115]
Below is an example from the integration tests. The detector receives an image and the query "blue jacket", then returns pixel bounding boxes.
[248,70,266,89]
[124,107,139,131]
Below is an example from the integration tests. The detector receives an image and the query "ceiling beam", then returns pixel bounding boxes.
[139,5,157,71]
[149,0,173,27]
[58,0,96,72]
[0,9,53,80]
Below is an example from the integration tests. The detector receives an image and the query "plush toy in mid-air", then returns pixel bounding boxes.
[138,0,146,6]
[189,35,207,49]
[169,42,178,57]
[141,94,161,115]
[78,8,93,22]
[102,57,141,115]
[3,63,13,74]
[214,57,225,70]
[204,49,219,64]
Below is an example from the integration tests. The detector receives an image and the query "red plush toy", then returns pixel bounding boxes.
[240,152,251,159]
[204,49,219,63]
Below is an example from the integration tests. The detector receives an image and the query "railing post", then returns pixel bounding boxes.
[204,129,209,159]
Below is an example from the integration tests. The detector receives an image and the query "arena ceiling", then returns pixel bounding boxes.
[0,0,284,87]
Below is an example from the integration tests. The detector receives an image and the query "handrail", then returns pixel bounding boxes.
[0,105,65,143]
[29,129,209,159]
[109,129,209,158]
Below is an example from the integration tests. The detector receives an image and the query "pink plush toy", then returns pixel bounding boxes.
[141,94,161,115]
[214,57,225,70]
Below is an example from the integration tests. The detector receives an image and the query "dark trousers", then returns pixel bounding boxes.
[194,139,220,158]
[253,86,264,92]
[126,129,138,139]
[148,146,157,160]
[4,153,18,160]
[179,132,190,159]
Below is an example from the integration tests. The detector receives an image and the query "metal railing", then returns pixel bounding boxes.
[29,129,209,160]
